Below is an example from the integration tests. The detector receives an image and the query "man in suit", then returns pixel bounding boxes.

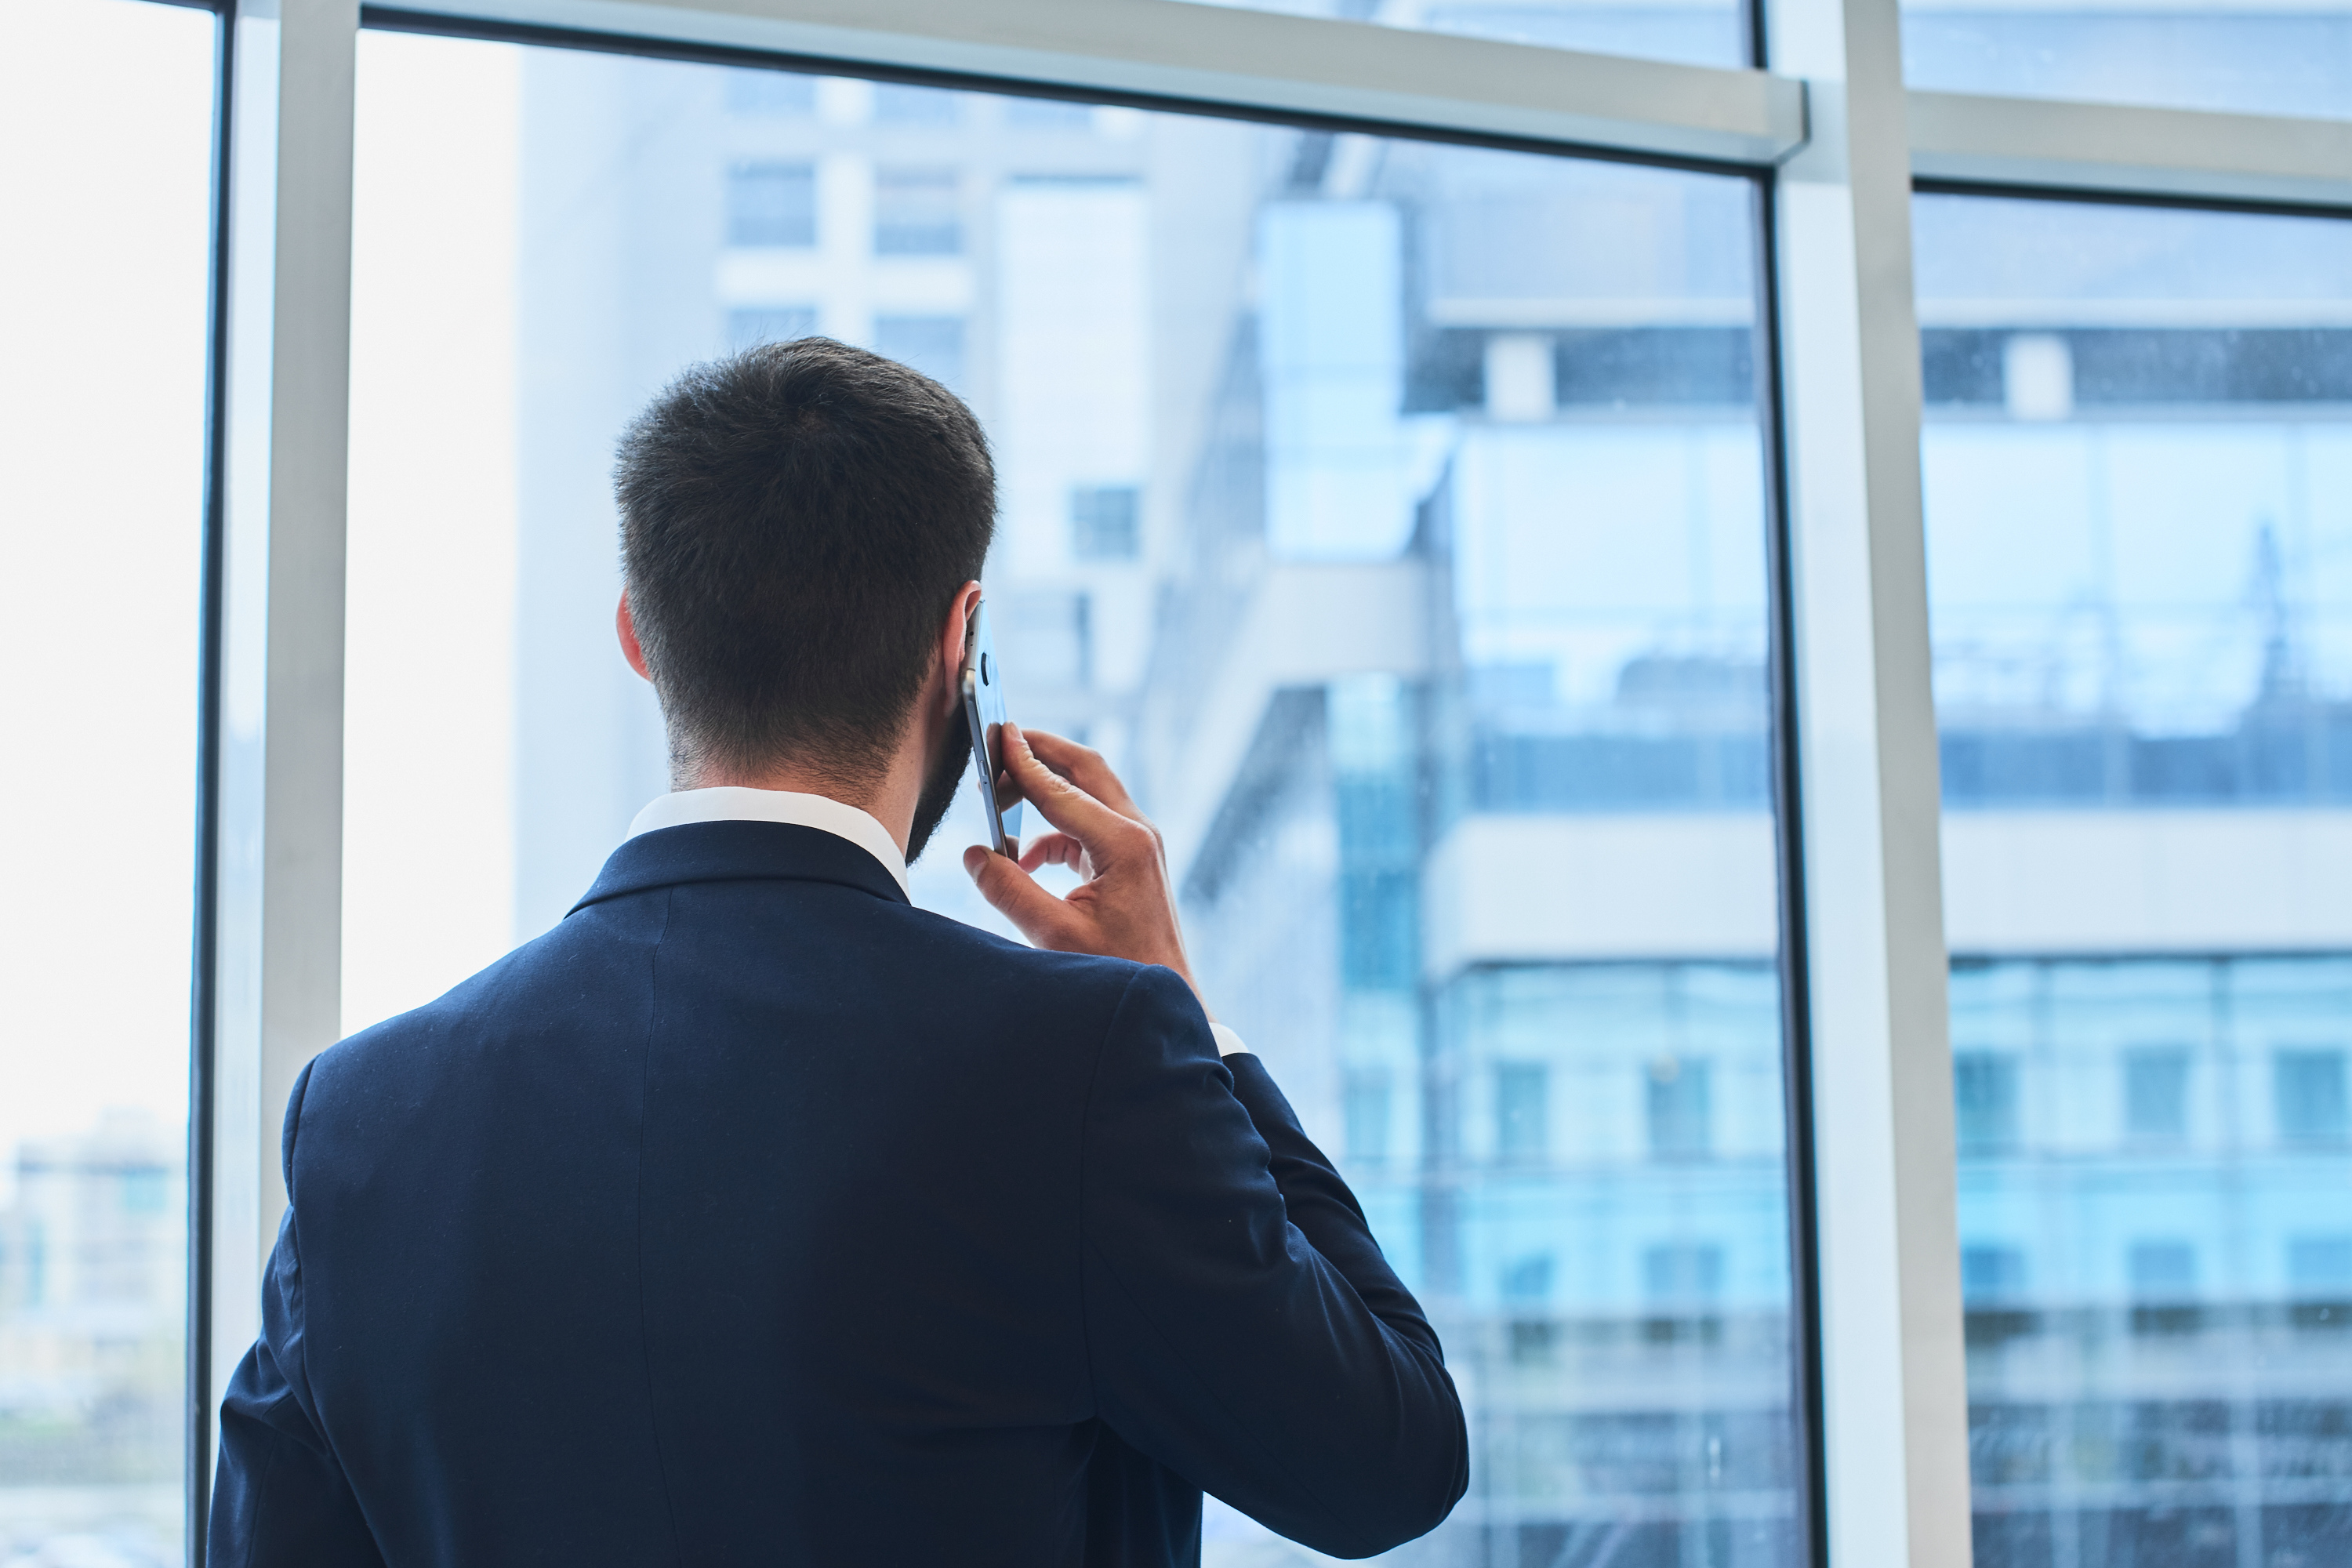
[210,339,1467,1566]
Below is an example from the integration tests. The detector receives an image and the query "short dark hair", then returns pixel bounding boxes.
[615,339,995,785]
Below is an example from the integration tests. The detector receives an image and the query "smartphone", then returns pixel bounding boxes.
[960,601,1024,857]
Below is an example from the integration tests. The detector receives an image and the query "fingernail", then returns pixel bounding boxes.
[963,845,985,878]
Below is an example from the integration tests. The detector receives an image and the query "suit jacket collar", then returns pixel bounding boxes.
[568,820,913,916]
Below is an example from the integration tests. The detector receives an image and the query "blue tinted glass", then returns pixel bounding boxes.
[2289,1237,2352,1296]
[1922,197,2352,1566]
[873,165,960,256]
[1918,198,2352,813]
[2123,1048,2190,1141]
[1961,1245,2027,1304]
[2276,1050,2350,1145]
[724,66,813,116]
[1904,5,2352,118]
[352,41,1792,1562]
[726,160,815,246]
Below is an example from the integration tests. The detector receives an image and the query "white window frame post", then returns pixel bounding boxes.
[1768,0,1974,1561]
[209,0,360,1448]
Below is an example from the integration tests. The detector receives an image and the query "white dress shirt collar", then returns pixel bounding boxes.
[625,786,910,901]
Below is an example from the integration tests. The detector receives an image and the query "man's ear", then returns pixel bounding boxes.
[617,591,653,682]
[938,579,984,710]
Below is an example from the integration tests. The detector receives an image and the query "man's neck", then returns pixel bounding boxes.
[678,764,918,856]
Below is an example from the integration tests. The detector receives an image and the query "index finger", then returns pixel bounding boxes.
[1000,724,1144,854]
[1017,728,1143,820]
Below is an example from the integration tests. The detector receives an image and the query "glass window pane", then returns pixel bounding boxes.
[350,38,1798,1560]
[873,82,962,125]
[1183,0,1751,71]
[724,66,814,117]
[1918,194,2352,1566]
[1902,0,2352,118]
[873,165,961,255]
[0,1,215,1560]
[726,160,816,247]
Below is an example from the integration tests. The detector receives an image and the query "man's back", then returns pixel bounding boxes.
[212,821,1466,1566]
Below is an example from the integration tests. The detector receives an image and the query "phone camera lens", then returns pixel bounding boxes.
[982,653,991,684]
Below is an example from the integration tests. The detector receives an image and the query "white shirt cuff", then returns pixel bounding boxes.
[1207,1023,1250,1058]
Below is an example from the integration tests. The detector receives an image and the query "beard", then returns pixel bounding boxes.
[904,709,975,866]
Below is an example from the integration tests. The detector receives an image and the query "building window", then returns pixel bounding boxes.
[2129,1240,2199,1334]
[2129,1240,2198,1297]
[872,314,965,396]
[725,161,815,248]
[1344,1069,1392,1163]
[1502,1253,1553,1304]
[2276,1049,2349,1146]
[726,306,817,351]
[1339,867,1415,993]
[1953,1051,2020,1157]
[2289,1236,2352,1327]
[872,82,960,125]
[1503,1253,1555,1362]
[2290,1236,2352,1298]
[1646,1054,1711,1160]
[1070,485,1142,563]
[1644,1243,1723,1303]
[1494,1062,1547,1165]
[1962,1245,2027,1305]
[1004,97,1093,131]
[724,68,815,117]
[1642,1243,1725,1342]
[873,165,961,256]
[1962,1244,2033,1345]
[2123,1047,2190,1144]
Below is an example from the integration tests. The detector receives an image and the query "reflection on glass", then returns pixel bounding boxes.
[1181,0,1748,71]
[1901,0,2352,118]
[1918,194,2352,1566]
[350,37,1795,1561]
[0,2,214,1563]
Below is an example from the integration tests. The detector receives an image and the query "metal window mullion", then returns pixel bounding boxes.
[362,0,1805,165]
[188,2,239,1553]
[207,0,359,1494]
[1753,176,1832,1568]
[352,0,2352,209]
[1768,0,1973,1563]
[1909,89,2352,212]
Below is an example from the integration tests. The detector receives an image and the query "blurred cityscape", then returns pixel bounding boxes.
[0,1116,183,1568]
[9,5,2352,1566]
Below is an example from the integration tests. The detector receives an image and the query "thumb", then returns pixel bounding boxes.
[964,844,1073,949]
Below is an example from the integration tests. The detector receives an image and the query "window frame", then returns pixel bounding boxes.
[179,1,2352,1565]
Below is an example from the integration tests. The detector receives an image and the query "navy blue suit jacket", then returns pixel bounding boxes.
[210,822,1467,1565]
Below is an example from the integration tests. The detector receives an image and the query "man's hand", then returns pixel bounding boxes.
[963,725,1214,1020]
